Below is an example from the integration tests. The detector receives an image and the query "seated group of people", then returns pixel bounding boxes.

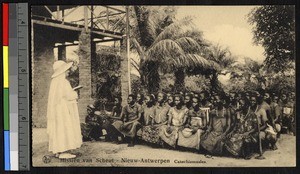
[80,89,295,160]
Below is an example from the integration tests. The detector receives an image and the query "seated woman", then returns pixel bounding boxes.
[166,95,174,108]
[136,93,144,106]
[105,97,124,142]
[177,96,207,151]
[159,94,189,148]
[200,93,231,156]
[141,92,169,145]
[224,96,259,159]
[136,94,153,135]
[184,93,193,110]
[141,94,156,126]
[114,94,142,147]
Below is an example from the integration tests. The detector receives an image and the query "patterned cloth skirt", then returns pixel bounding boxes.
[200,131,224,155]
[224,132,258,157]
[223,133,245,157]
[140,125,163,145]
[80,123,102,141]
[177,128,203,150]
[159,125,182,147]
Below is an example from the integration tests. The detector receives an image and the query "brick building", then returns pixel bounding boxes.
[31,6,129,127]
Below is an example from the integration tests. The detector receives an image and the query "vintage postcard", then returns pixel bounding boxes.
[31,5,296,167]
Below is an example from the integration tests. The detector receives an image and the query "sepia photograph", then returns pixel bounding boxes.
[31,5,296,167]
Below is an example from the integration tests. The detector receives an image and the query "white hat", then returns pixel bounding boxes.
[51,60,73,78]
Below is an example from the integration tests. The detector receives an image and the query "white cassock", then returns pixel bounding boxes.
[47,73,82,153]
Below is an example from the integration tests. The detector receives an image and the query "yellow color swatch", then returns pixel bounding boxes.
[3,46,9,88]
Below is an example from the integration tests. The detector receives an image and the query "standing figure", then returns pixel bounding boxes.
[47,60,82,159]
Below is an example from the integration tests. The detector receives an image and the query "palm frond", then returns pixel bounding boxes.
[182,54,211,69]
[134,6,156,47]
[146,39,185,61]
[176,29,209,46]
[130,61,140,75]
[159,54,220,74]
[208,60,222,71]
[175,37,202,54]
[131,37,144,57]
[159,56,177,73]
[151,16,194,46]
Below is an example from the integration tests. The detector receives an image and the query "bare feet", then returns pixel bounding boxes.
[58,153,76,159]
[205,154,212,158]
[255,155,266,160]
[271,144,278,150]
[54,153,60,158]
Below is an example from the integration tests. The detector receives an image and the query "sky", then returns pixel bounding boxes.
[57,5,266,77]
[176,6,265,63]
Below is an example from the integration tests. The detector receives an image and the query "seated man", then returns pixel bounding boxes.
[81,105,103,141]
[270,93,282,138]
[255,94,277,159]
[279,93,294,135]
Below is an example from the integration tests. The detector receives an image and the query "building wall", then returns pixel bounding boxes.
[32,25,55,127]
[120,39,129,106]
[78,31,93,122]
[32,27,123,127]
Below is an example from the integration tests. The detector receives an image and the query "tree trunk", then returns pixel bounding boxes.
[134,6,153,48]
[146,61,160,94]
[210,72,223,94]
[174,68,185,93]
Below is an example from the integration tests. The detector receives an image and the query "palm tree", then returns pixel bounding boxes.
[132,6,219,93]
[110,6,220,93]
[204,44,236,93]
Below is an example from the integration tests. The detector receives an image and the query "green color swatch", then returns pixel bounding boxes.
[4,88,9,130]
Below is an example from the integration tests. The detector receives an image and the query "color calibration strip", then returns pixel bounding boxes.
[3,3,29,171]
[3,2,10,171]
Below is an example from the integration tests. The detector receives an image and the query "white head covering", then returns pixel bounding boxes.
[51,60,73,78]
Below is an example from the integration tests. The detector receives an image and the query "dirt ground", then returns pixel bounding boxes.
[32,128,296,167]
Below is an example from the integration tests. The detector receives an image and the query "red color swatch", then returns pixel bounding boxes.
[3,3,9,46]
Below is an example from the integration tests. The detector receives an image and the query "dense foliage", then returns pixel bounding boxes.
[248,5,295,72]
